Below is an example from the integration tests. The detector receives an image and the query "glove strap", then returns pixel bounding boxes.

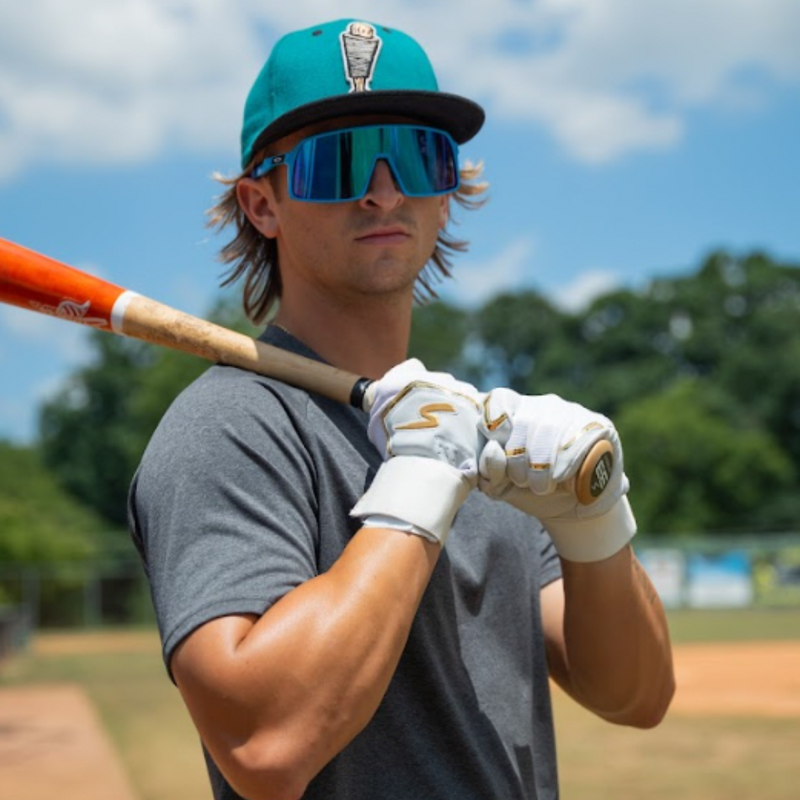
[351,457,472,545]
[543,496,637,563]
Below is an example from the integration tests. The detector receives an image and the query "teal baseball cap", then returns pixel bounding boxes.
[240,19,485,168]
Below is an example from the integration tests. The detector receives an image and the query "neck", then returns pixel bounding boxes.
[273,288,413,380]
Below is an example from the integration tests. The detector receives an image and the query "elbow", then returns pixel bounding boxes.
[586,665,676,730]
[644,672,677,729]
[621,671,677,730]
[214,736,313,800]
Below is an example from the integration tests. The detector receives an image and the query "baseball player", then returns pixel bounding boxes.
[128,18,675,800]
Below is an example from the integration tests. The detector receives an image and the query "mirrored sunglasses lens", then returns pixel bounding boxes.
[392,128,458,195]
[290,127,457,201]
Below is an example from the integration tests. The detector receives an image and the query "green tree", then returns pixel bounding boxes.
[475,290,567,392]
[0,442,103,562]
[39,334,153,525]
[617,379,798,535]
[37,293,259,526]
[409,301,471,374]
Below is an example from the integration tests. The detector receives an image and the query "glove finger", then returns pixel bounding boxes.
[507,449,544,489]
[479,439,507,484]
[387,358,426,380]
[479,388,520,444]
[523,419,560,495]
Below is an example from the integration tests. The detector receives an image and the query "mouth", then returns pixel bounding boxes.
[354,226,411,246]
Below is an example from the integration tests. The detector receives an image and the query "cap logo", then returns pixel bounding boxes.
[340,22,383,93]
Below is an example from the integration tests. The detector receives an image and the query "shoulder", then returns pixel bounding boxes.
[148,364,318,453]
[137,362,368,481]
[169,364,310,424]
[132,365,312,494]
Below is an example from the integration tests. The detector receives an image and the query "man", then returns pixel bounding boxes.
[128,18,675,800]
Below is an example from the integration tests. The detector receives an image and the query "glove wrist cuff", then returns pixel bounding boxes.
[350,457,472,545]
[543,496,637,563]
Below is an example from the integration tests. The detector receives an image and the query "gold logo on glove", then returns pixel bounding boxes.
[482,393,509,432]
[394,403,457,430]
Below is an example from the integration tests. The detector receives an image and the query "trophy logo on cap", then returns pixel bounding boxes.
[340,22,383,93]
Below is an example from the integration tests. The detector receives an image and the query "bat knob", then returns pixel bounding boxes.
[574,440,614,506]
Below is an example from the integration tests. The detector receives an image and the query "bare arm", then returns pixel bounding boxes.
[171,527,439,800]
[541,544,675,728]
[168,362,485,800]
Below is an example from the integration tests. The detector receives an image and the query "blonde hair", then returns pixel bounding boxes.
[206,160,489,325]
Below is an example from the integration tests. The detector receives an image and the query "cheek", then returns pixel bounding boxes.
[411,197,448,243]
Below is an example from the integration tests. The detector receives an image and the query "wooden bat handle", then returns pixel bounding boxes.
[121,294,371,408]
[0,237,374,409]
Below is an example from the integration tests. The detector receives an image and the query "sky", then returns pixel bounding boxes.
[1,0,799,444]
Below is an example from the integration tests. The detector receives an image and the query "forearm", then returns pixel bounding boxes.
[172,526,439,800]
[554,545,675,727]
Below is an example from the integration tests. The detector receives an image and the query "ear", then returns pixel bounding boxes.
[237,178,280,239]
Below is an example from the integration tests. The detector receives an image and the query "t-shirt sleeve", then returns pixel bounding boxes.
[128,369,320,674]
[534,523,562,589]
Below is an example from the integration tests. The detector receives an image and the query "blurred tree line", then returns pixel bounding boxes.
[3,249,800,569]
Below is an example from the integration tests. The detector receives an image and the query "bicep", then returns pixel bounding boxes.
[171,614,261,738]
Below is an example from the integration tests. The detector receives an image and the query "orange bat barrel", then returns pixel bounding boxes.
[0,237,127,330]
[0,236,367,408]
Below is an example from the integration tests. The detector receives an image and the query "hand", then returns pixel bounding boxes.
[351,359,484,545]
[477,388,636,562]
[366,358,484,474]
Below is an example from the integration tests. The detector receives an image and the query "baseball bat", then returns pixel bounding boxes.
[0,236,610,505]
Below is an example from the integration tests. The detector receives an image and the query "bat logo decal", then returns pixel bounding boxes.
[590,452,614,498]
[30,298,109,327]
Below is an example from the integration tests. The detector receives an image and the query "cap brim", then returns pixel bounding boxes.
[250,90,485,159]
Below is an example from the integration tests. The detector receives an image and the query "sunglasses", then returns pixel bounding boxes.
[251,124,461,203]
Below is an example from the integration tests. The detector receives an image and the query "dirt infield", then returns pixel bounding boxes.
[0,684,139,800]
[670,640,800,717]
[0,635,798,800]
[31,629,161,657]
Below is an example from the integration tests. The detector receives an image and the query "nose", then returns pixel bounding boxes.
[360,159,404,211]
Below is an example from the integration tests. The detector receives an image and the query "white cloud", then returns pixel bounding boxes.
[0,0,261,179]
[549,269,621,312]
[0,0,798,178]
[443,236,537,307]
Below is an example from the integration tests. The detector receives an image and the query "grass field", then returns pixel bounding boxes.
[661,607,800,643]
[2,608,799,800]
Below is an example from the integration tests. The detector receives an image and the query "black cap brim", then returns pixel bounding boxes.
[250,90,485,159]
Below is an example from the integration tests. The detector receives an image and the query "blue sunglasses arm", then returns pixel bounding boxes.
[252,153,288,179]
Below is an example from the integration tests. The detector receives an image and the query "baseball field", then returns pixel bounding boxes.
[1,608,798,800]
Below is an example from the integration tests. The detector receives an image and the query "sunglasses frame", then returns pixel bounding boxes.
[250,124,461,203]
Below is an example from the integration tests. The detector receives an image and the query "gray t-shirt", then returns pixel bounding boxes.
[128,328,563,799]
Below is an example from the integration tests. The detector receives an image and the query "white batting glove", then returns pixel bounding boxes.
[477,388,636,562]
[351,359,483,545]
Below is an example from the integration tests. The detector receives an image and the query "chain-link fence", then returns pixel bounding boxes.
[0,560,153,634]
[1,534,798,662]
